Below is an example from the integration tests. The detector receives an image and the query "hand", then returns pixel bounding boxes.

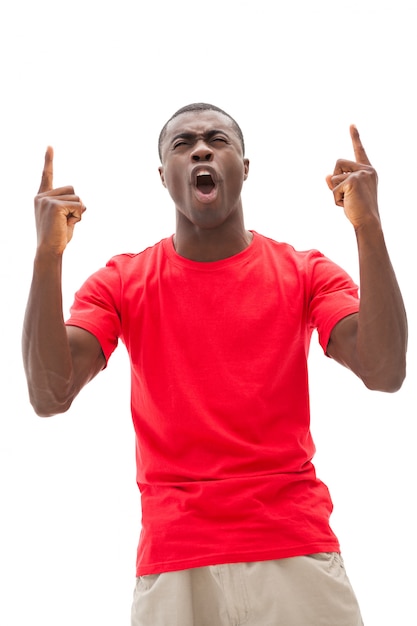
[326,126,379,230]
[34,146,86,255]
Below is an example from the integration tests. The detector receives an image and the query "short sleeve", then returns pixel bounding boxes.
[66,259,122,363]
[307,252,359,353]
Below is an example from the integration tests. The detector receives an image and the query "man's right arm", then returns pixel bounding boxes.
[22,147,105,417]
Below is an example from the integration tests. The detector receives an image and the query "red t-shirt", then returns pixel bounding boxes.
[67,232,360,575]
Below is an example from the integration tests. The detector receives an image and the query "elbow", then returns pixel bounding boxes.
[32,403,73,418]
[24,367,79,417]
[28,388,75,418]
[361,362,407,393]
[32,405,67,418]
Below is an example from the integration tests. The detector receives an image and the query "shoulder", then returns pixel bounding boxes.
[106,237,170,271]
[253,233,357,299]
[253,231,327,268]
[73,238,172,302]
[82,237,172,288]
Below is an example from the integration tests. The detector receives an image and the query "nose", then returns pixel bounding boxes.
[191,141,213,162]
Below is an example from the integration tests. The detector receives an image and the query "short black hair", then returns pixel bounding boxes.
[158,103,245,161]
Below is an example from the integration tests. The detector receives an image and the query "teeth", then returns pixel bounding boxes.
[197,170,211,176]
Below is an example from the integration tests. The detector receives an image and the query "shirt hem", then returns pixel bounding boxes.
[136,541,341,576]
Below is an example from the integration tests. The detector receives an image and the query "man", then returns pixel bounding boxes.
[23,103,407,625]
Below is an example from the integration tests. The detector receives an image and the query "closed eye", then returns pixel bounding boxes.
[171,132,229,151]
[211,136,228,144]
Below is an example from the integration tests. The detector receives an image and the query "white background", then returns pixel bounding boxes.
[1,1,415,624]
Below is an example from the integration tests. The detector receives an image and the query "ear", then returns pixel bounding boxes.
[158,166,167,188]
[243,158,250,181]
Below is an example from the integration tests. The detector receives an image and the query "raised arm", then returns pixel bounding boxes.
[22,148,105,417]
[325,126,407,392]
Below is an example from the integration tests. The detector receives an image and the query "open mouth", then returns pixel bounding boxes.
[196,173,215,195]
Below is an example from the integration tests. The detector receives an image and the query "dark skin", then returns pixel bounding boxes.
[22,111,407,417]
[158,111,251,262]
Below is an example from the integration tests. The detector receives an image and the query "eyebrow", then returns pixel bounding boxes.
[170,129,230,144]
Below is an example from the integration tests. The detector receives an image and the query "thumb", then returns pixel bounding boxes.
[38,146,54,193]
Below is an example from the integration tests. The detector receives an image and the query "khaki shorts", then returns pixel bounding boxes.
[131,553,364,626]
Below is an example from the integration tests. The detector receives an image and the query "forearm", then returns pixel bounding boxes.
[22,251,76,416]
[355,220,408,391]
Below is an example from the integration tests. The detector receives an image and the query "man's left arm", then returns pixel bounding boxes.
[326,125,407,392]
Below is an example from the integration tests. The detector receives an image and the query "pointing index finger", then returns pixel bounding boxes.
[38,146,54,193]
[350,124,371,166]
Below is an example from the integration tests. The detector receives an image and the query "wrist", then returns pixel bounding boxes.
[34,246,64,272]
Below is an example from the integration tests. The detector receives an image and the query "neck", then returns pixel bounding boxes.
[173,223,253,262]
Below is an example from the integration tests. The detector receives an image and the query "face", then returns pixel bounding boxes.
[158,110,249,231]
